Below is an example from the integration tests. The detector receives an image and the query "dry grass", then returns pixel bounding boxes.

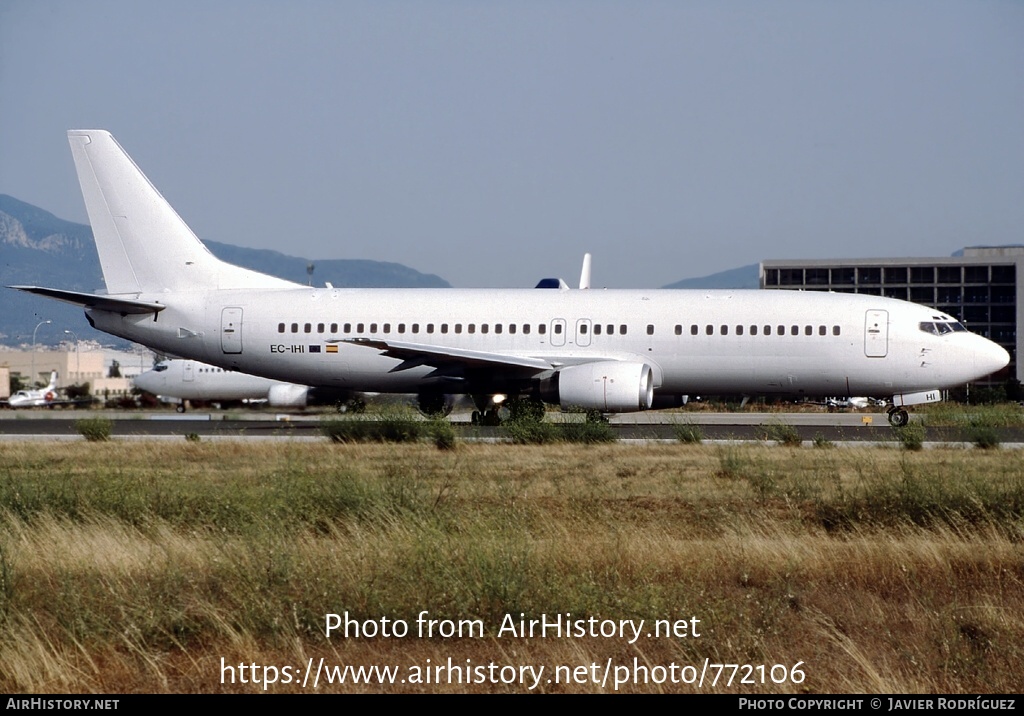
[0,441,1021,692]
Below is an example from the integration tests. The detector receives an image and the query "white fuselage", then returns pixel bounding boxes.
[89,286,1008,402]
[133,360,292,402]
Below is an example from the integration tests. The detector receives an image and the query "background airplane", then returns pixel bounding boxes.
[133,359,364,412]
[4,371,74,408]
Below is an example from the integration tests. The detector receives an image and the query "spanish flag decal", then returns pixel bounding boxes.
[326,344,338,353]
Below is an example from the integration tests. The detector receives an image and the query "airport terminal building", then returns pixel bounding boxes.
[760,246,1023,385]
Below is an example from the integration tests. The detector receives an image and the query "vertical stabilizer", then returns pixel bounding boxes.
[67,130,298,294]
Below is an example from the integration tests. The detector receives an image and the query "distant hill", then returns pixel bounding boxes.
[0,195,450,346]
[661,263,760,290]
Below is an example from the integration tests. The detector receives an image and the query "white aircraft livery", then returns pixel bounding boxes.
[7,371,61,408]
[9,130,1011,426]
[133,359,358,412]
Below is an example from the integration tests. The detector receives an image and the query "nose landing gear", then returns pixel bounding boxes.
[887,407,909,427]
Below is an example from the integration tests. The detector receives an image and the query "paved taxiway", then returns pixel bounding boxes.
[0,410,1021,445]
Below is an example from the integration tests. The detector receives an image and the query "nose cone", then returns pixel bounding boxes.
[973,336,1010,379]
[132,371,162,394]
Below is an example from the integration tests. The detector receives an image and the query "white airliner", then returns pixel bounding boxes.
[7,371,61,408]
[9,130,1011,426]
[133,359,360,412]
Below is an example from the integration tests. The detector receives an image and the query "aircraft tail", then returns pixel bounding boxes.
[67,130,299,294]
[45,371,58,391]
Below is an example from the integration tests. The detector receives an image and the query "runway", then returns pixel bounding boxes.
[1,409,1021,445]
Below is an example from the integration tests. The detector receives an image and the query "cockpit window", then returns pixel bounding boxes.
[919,321,967,336]
[153,363,169,372]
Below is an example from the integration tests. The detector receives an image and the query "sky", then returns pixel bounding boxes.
[1,1,1022,288]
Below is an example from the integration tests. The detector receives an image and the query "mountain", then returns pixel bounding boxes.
[0,195,450,346]
[661,263,760,290]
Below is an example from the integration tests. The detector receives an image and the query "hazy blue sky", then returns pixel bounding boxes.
[1,1,1021,288]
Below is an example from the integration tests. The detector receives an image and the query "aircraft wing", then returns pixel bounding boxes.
[7,286,166,315]
[339,338,558,376]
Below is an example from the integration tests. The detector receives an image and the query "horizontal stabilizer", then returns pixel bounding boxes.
[8,285,166,315]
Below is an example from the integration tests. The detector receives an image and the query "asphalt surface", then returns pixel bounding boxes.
[1,409,1021,444]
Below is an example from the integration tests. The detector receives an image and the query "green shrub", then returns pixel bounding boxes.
[428,418,458,451]
[558,415,616,444]
[763,422,802,447]
[505,417,560,445]
[968,425,1000,450]
[505,397,546,423]
[892,422,926,451]
[812,433,834,449]
[75,417,112,442]
[673,421,704,444]
[321,418,375,443]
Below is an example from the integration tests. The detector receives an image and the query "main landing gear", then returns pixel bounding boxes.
[470,408,504,426]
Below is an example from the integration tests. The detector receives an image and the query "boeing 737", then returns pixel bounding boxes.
[9,130,1011,426]
[134,359,361,412]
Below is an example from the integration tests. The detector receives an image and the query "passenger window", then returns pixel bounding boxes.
[750,325,758,336]
[674,325,681,336]
[317,323,325,333]
[524,325,531,335]
[764,325,771,336]
[330,323,338,333]
[790,326,798,336]
[398,323,406,334]
[510,324,517,334]
[721,325,728,335]
[833,326,841,336]
[370,323,378,333]
[468,324,475,334]
[778,325,785,336]
[412,324,419,334]
[304,323,312,333]
[818,325,826,336]
[427,324,435,334]
[357,323,365,332]
[344,323,351,333]
[594,324,601,335]
[804,325,812,336]
[647,324,654,335]
[580,324,587,334]
[441,324,448,334]
[706,325,713,336]
[278,323,285,333]
[455,324,463,334]
[383,323,391,334]
[736,325,743,336]
[554,324,562,335]
[619,325,627,335]
[291,323,299,333]
[691,325,698,335]
[494,324,501,334]
[539,325,546,335]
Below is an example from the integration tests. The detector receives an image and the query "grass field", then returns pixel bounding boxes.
[0,440,1021,693]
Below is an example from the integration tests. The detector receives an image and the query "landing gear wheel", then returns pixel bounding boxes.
[887,408,909,427]
[176,403,186,413]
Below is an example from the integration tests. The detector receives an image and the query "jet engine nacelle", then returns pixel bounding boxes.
[550,361,654,412]
[267,384,310,407]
